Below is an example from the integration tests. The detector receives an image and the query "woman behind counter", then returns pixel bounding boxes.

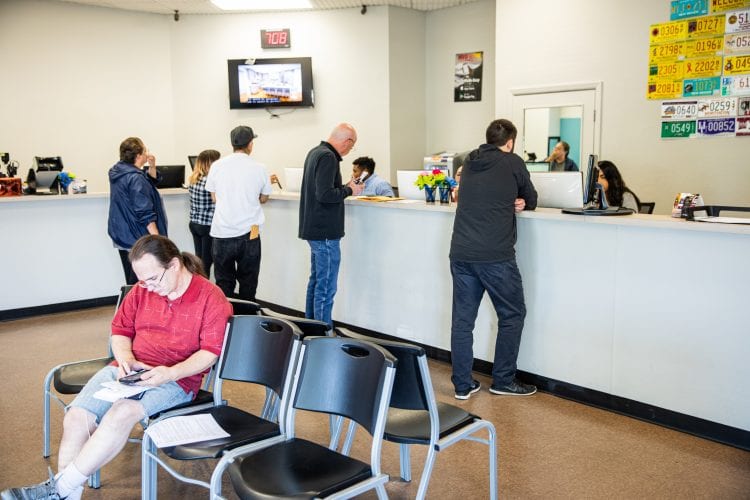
[597,160,641,212]
[188,149,220,277]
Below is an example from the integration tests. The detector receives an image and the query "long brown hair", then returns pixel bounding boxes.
[188,149,220,185]
[129,235,206,278]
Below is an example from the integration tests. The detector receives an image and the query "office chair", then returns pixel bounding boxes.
[227,297,261,315]
[212,336,397,500]
[336,328,498,500]
[259,306,330,336]
[639,202,655,214]
[141,315,303,499]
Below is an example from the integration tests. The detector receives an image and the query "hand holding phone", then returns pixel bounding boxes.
[355,171,369,184]
[119,369,149,385]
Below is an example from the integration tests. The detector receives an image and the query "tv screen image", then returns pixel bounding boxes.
[228,57,314,109]
[529,171,583,209]
[156,165,186,189]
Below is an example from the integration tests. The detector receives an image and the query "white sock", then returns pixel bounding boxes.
[64,485,84,500]
[55,463,88,499]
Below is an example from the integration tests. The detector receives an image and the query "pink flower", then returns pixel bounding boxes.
[432,169,442,175]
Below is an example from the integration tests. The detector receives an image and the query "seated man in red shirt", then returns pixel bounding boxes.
[2,235,232,500]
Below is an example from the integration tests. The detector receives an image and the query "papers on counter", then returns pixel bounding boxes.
[93,381,153,402]
[145,414,229,448]
[693,216,750,225]
[353,196,405,202]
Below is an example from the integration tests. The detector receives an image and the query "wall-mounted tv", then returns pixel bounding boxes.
[228,57,314,109]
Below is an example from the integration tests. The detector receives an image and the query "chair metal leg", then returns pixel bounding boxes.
[87,469,101,489]
[141,433,157,500]
[399,443,412,482]
[43,370,55,457]
[415,446,438,500]
[488,425,497,500]
[375,483,388,499]
[329,414,344,449]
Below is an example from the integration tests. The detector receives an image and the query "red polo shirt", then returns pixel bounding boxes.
[111,274,232,396]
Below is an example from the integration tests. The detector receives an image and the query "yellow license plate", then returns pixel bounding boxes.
[684,56,724,77]
[724,54,750,75]
[724,33,750,53]
[649,61,685,81]
[688,15,726,38]
[711,0,750,14]
[647,81,684,99]
[685,37,724,57]
[649,41,685,62]
[650,21,689,43]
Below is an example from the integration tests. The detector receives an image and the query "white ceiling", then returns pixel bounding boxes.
[52,0,480,15]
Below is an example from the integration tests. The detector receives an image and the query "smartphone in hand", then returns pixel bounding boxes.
[119,369,148,385]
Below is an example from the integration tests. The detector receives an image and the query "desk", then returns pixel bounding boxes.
[2,191,748,435]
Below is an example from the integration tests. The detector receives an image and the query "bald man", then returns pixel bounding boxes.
[298,123,363,328]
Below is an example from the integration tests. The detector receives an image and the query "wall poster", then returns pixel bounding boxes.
[454,51,483,102]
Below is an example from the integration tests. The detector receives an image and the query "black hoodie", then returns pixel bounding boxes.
[449,144,537,262]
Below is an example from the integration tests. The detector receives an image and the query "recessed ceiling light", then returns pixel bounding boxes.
[211,0,313,10]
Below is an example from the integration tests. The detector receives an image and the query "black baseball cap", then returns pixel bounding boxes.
[230,126,258,148]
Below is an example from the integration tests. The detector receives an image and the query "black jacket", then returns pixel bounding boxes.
[449,144,537,262]
[298,142,353,240]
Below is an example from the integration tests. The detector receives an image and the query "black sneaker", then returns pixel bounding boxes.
[1,467,59,499]
[489,380,537,396]
[454,379,481,400]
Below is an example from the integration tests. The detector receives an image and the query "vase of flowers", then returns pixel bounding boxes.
[414,169,458,205]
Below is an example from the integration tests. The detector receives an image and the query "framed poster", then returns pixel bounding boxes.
[454,51,483,102]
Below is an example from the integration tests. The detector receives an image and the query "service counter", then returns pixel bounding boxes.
[1,190,748,438]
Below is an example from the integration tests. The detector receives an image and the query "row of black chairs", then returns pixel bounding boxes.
[43,287,497,499]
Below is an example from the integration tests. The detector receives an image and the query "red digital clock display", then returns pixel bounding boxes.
[261,29,291,49]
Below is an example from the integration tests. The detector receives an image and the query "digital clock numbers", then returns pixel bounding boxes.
[261,29,291,49]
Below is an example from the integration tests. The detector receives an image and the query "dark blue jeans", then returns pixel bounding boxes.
[450,258,526,392]
[212,234,261,301]
[305,239,341,328]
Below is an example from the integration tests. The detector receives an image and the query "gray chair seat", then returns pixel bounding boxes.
[228,438,372,499]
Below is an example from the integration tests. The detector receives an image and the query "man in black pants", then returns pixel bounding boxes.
[449,118,538,400]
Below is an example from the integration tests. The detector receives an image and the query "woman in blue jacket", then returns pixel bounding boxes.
[108,137,167,284]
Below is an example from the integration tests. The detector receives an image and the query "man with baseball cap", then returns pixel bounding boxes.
[205,125,272,300]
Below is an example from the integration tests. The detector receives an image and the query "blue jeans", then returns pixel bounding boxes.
[305,239,341,328]
[450,259,526,392]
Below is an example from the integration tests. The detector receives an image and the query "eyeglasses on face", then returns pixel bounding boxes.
[137,267,167,289]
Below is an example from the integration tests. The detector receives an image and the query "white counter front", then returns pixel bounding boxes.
[1,191,748,434]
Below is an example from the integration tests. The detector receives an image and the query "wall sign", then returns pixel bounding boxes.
[649,2,750,138]
[454,52,483,102]
[261,29,291,49]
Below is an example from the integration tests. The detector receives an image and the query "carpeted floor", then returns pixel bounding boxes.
[1,307,748,499]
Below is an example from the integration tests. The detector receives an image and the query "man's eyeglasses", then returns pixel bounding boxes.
[137,267,167,289]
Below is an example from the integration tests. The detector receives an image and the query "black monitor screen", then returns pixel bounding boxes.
[156,165,186,189]
[188,155,197,171]
[583,154,599,206]
[35,156,64,171]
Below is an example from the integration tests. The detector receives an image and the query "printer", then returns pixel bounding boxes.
[422,151,468,177]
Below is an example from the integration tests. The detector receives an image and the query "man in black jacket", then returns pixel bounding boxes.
[299,123,363,327]
[449,119,538,400]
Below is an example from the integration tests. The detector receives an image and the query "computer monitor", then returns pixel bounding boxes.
[525,162,550,172]
[35,156,64,171]
[396,170,425,200]
[188,155,198,171]
[283,167,303,192]
[156,165,186,189]
[583,154,600,207]
[529,171,583,209]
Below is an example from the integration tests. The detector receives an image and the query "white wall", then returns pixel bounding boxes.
[425,0,496,155]
[388,7,427,181]
[496,0,750,214]
[0,0,175,193]
[168,7,391,184]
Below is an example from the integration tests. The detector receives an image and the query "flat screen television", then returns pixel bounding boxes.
[155,165,186,189]
[227,57,314,109]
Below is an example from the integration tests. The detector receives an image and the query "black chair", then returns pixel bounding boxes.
[212,336,397,499]
[141,315,303,499]
[336,328,498,500]
[639,202,655,214]
[259,306,330,336]
[227,297,262,315]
